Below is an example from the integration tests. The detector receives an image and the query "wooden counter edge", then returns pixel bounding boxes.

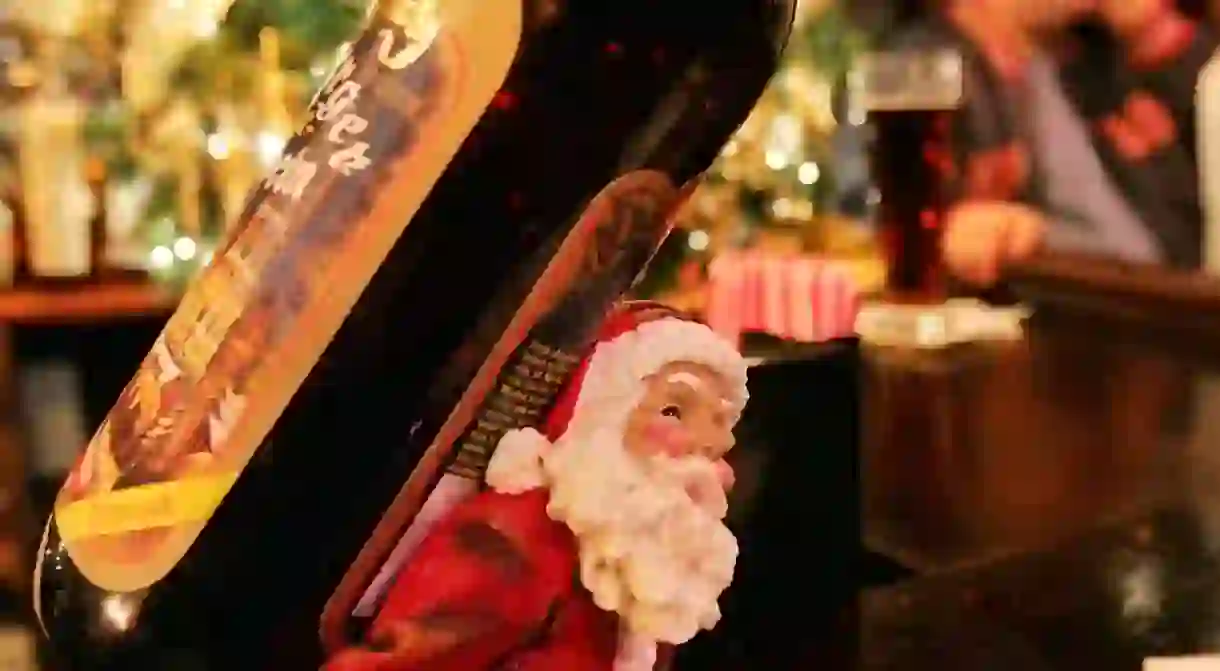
[1004,254,1220,343]
[1006,253,1220,308]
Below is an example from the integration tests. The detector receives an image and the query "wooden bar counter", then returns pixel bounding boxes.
[860,254,1220,669]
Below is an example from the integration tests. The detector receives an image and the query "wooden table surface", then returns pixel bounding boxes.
[856,255,1220,669]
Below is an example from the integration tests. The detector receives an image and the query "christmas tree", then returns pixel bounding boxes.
[161,1,362,287]
[125,0,869,296]
[80,0,364,288]
[25,0,867,295]
[637,0,872,309]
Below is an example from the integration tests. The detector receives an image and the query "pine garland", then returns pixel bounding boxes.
[643,4,868,302]
[89,0,363,283]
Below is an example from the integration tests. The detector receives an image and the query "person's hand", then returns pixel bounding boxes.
[941,201,1047,287]
[1096,0,1172,42]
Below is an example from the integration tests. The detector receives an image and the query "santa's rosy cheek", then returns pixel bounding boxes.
[641,418,693,456]
[714,459,735,491]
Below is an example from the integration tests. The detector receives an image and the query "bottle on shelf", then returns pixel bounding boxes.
[4,158,30,287]
[35,1,795,668]
[85,157,109,281]
[0,177,23,288]
[16,39,93,283]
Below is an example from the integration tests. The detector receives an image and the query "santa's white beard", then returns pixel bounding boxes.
[542,427,738,647]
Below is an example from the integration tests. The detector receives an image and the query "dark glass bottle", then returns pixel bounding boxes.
[4,191,28,286]
[35,1,795,668]
[85,157,109,280]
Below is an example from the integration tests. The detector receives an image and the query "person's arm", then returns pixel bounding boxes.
[1043,215,1130,256]
[941,201,1151,286]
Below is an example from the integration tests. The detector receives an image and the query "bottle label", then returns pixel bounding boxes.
[47,2,524,594]
[320,173,688,643]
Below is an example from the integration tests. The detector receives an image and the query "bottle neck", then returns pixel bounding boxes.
[86,158,107,276]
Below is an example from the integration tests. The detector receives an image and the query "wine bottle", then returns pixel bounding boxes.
[17,41,92,281]
[35,1,795,668]
[2,180,27,286]
[85,157,109,280]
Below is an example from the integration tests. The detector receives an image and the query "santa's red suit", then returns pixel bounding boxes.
[324,302,749,671]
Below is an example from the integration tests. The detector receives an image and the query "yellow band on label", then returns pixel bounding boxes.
[56,473,239,541]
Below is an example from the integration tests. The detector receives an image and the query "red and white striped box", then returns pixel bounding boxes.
[706,250,860,347]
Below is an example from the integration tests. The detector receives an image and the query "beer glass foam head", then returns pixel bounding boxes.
[855,49,964,113]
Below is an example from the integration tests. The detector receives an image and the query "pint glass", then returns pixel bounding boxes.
[859,48,963,302]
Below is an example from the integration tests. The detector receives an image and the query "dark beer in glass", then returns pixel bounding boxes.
[860,49,963,302]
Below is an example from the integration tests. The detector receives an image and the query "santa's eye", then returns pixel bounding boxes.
[660,405,682,419]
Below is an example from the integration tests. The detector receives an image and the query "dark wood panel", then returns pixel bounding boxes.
[861,255,1220,572]
[675,341,861,670]
[853,255,1220,668]
[0,325,28,597]
[862,511,1220,670]
[7,309,171,614]
[864,330,1187,571]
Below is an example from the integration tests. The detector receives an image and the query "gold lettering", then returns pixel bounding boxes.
[316,81,362,122]
[328,142,373,176]
[328,114,369,144]
[377,25,437,70]
[312,56,357,108]
[267,150,319,201]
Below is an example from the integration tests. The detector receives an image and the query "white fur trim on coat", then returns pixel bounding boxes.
[485,427,550,494]
[573,318,749,429]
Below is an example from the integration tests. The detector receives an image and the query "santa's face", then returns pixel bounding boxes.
[622,362,736,490]
[538,359,741,645]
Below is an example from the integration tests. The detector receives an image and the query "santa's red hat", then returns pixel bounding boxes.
[487,300,749,494]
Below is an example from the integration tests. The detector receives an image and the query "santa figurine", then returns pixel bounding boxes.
[324,301,749,671]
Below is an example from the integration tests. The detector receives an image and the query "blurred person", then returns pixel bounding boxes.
[891,0,1217,286]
